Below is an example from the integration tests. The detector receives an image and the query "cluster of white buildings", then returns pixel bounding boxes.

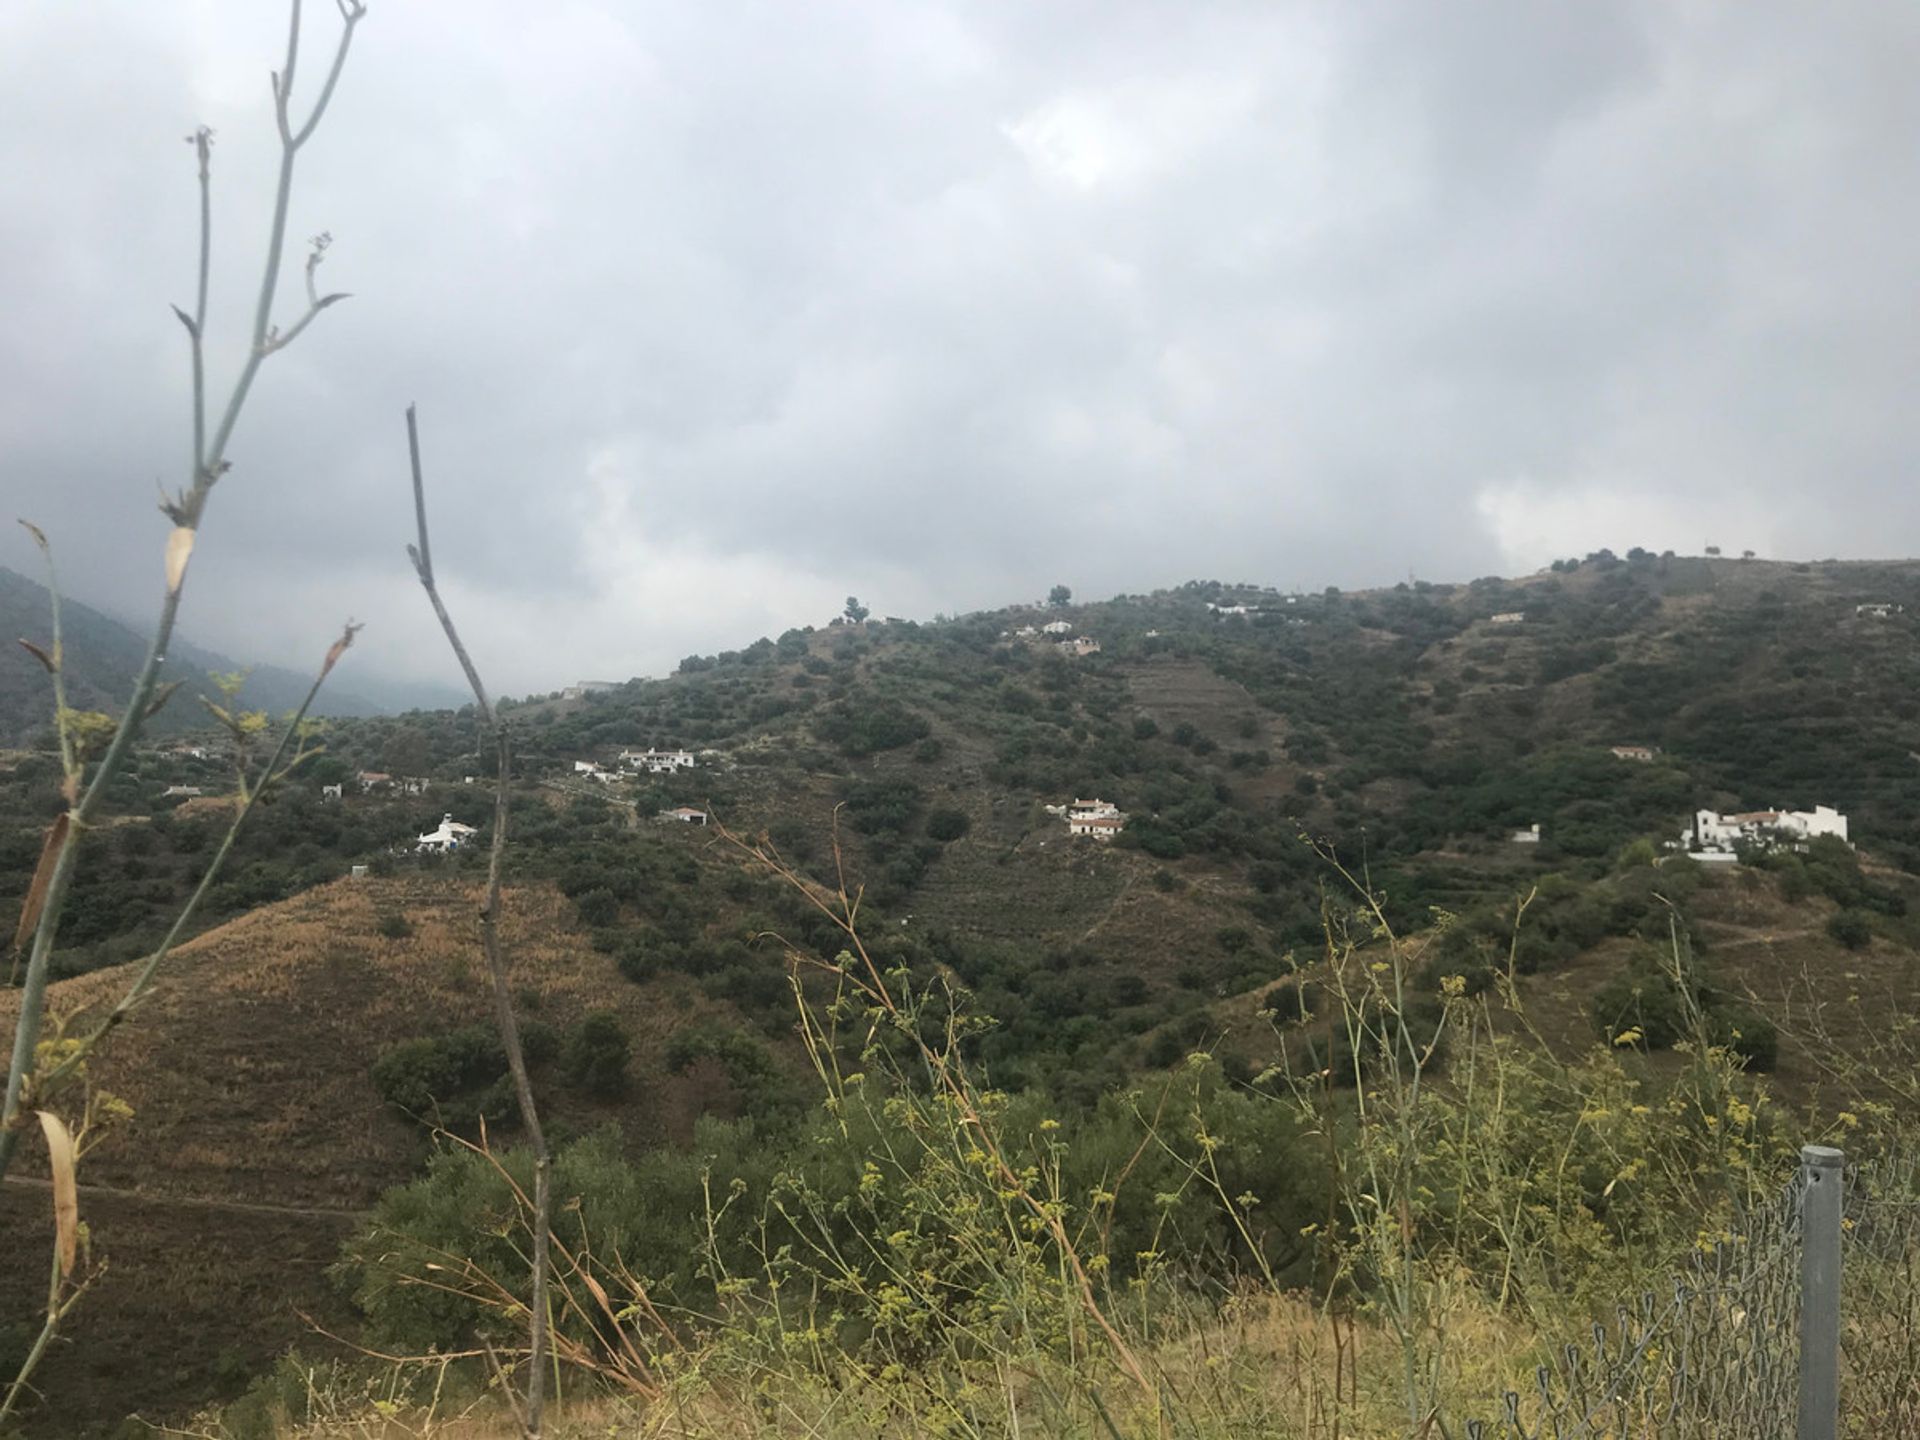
[570,749,699,784]
[1681,805,1849,862]
[355,771,430,796]
[1006,618,1101,657]
[1856,603,1903,619]
[620,747,697,774]
[1208,601,1259,618]
[1046,797,1126,840]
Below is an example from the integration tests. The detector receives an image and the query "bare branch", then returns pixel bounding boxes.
[260,291,350,355]
[403,407,551,1437]
[3,0,368,1187]
[33,626,358,1106]
[185,126,212,477]
[291,2,365,149]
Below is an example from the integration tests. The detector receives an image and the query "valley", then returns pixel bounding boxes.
[5,553,1920,1430]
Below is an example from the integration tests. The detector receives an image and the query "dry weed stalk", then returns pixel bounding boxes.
[344,1122,676,1404]
[401,406,555,1437]
[3,0,367,1176]
[2,2,369,1418]
[715,813,1163,1417]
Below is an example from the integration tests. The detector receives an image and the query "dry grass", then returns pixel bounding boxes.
[0,877,749,1207]
[0,874,754,1431]
[219,1290,1549,1440]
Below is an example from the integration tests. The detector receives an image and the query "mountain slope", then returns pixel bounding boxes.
[0,565,461,744]
[0,869,780,1428]
[9,552,1920,1431]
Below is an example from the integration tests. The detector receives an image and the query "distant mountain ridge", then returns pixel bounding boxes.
[0,565,461,744]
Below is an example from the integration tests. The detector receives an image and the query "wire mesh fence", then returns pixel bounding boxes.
[1453,1145,1920,1440]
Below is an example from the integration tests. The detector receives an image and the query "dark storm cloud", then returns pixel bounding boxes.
[3,2,1916,693]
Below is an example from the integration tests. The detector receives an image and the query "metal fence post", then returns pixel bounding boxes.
[1798,1143,1844,1440]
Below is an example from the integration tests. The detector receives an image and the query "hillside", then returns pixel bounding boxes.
[0,871,790,1429]
[0,565,465,745]
[7,551,1920,1431]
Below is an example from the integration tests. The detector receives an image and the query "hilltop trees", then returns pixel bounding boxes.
[843,596,870,624]
[1049,584,1072,607]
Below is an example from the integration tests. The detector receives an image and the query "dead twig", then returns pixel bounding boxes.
[403,404,552,1438]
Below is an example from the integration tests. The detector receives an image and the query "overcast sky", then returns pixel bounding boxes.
[3,3,1915,696]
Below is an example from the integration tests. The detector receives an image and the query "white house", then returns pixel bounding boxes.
[1014,625,1039,638]
[1489,612,1526,626]
[161,785,203,799]
[1685,806,1849,854]
[659,806,708,826]
[1066,797,1126,838]
[1510,822,1542,844]
[561,681,619,700]
[1041,619,1073,636]
[573,760,619,784]
[398,776,430,796]
[357,770,393,792]
[321,783,343,801]
[416,814,478,854]
[1609,745,1658,763]
[1058,636,1102,657]
[1208,602,1258,617]
[620,748,696,775]
[1857,603,1902,619]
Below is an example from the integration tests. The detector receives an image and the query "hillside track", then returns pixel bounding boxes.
[3,1172,369,1222]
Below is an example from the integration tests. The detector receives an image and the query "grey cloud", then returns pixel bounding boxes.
[3,2,1916,693]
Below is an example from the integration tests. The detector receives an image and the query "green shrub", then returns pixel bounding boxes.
[1711,1007,1779,1071]
[1827,909,1873,950]
[370,1038,461,1114]
[563,1012,631,1096]
[613,935,662,983]
[370,1025,510,1117]
[926,807,970,842]
[815,698,931,756]
[376,912,412,940]
[518,1019,560,1065]
[843,778,923,834]
[574,887,620,928]
[1590,961,1691,1049]
[1262,979,1317,1024]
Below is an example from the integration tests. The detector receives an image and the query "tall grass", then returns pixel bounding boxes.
[293,831,1867,1440]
